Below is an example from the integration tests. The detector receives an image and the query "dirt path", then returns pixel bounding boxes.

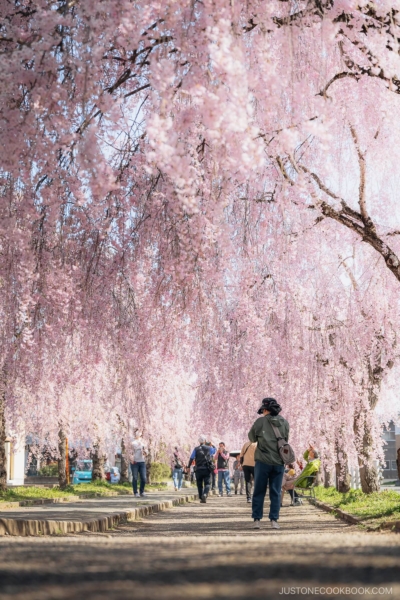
[0,494,398,600]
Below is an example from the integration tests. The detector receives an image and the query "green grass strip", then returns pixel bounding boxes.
[315,486,400,520]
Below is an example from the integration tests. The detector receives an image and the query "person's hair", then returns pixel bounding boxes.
[311,449,319,459]
[287,463,295,469]
[260,397,282,416]
[219,441,225,446]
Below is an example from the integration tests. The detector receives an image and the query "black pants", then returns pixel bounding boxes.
[288,489,299,500]
[211,471,216,490]
[196,467,211,500]
[242,465,255,500]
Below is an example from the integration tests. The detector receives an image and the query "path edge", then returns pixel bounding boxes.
[0,493,198,537]
[310,498,400,532]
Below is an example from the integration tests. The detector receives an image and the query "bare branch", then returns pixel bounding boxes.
[294,163,400,282]
[317,72,359,98]
[348,123,371,229]
[276,156,294,184]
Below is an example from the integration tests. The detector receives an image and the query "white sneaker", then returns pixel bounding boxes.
[271,520,280,529]
[253,519,261,529]
[140,492,146,497]
[134,493,140,498]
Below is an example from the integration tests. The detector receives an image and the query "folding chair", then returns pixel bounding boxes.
[293,473,318,504]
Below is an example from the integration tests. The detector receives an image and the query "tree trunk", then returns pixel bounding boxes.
[0,373,7,491]
[355,422,381,493]
[120,439,129,484]
[57,429,68,490]
[324,467,333,488]
[335,444,351,493]
[316,464,323,486]
[358,459,380,494]
[145,446,153,485]
[353,365,381,494]
[91,443,105,481]
[335,462,351,493]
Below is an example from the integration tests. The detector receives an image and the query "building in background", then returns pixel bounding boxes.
[382,421,399,482]
[5,436,25,486]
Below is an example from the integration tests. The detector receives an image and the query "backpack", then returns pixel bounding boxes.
[239,443,251,465]
[269,421,296,465]
[195,445,214,474]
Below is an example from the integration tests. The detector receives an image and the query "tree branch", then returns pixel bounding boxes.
[297,165,400,283]
[348,123,372,229]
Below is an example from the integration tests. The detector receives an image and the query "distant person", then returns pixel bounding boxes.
[281,463,301,506]
[249,397,289,529]
[188,435,214,503]
[130,429,147,498]
[233,456,244,495]
[206,440,217,491]
[216,442,232,497]
[172,446,185,491]
[240,441,257,503]
[190,462,196,484]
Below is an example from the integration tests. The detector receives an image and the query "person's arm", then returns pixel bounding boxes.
[141,443,147,458]
[248,422,257,443]
[188,448,196,468]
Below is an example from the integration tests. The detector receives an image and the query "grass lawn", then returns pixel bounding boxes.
[0,480,170,503]
[315,486,400,525]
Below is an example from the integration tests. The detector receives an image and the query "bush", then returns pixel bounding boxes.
[38,464,59,477]
[149,462,171,482]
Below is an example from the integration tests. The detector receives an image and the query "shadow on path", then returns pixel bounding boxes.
[0,495,398,600]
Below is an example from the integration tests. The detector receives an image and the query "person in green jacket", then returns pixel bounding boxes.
[295,447,321,488]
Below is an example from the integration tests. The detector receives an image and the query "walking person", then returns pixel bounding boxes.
[233,455,245,495]
[188,435,214,503]
[172,446,184,491]
[240,440,257,504]
[216,442,232,497]
[249,397,289,529]
[130,429,147,498]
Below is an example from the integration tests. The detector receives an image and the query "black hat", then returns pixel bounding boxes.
[257,397,282,416]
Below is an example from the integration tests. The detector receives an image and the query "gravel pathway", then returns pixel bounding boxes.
[0,493,398,600]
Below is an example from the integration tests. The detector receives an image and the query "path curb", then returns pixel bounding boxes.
[378,520,400,532]
[311,499,400,531]
[310,499,361,525]
[0,491,133,510]
[0,493,198,537]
